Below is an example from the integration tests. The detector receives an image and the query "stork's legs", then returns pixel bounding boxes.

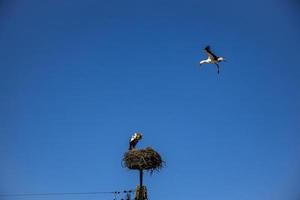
[215,63,220,74]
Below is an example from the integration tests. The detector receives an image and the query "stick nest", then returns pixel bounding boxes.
[122,147,164,173]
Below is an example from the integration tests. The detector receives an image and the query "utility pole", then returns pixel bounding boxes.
[123,134,164,200]
[135,169,147,200]
[139,170,143,187]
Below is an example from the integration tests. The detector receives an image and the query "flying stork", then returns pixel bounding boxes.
[199,46,225,74]
[129,132,142,150]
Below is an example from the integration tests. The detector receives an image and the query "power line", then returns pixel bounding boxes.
[0,190,134,197]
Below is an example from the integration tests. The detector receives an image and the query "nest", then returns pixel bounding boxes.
[122,147,164,173]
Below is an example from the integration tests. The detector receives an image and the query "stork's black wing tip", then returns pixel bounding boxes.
[204,45,210,50]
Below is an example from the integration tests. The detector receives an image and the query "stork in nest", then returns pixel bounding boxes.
[129,132,142,150]
[199,46,225,74]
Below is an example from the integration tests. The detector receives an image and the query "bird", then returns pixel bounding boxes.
[129,132,142,150]
[199,46,225,74]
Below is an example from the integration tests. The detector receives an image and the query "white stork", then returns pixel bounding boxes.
[199,46,225,74]
[129,132,142,150]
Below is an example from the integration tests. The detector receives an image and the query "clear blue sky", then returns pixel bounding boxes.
[1,1,300,200]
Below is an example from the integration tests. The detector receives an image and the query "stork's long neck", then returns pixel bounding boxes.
[200,59,210,65]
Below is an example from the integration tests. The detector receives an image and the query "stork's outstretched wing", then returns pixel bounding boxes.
[204,46,218,60]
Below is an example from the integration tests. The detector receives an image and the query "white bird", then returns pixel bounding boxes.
[199,46,225,74]
[129,132,142,150]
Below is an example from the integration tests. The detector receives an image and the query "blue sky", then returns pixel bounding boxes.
[1,0,300,200]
